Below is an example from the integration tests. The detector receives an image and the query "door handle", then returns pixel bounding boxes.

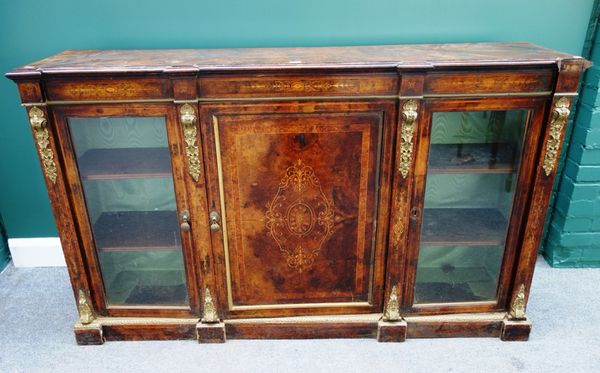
[209,211,221,232]
[180,210,191,232]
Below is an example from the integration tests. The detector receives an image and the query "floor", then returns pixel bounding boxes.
[0,258,599,373]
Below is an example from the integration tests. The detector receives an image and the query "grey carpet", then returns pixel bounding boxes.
[0,257,599,373]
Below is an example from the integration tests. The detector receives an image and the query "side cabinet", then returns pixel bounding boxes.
[6,43,589,344]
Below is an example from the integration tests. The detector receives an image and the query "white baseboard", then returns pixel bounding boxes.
[8,237,66,267]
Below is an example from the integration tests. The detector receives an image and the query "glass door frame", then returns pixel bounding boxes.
[401,97,549,315]
[51,103,202,317]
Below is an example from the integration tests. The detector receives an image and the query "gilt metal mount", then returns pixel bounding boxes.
[77,289,95,325]
[383,285,401,322]
[542,97,570,176]
[28,106,58,184]
[508,284,527,321]
[398,100,419,178]
[201,288,219,323]
[180,103,202,182]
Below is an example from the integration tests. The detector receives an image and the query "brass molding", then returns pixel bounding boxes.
[21,102,47,107]
[553,92,579,97]
[179,103,202,182]
[508,284,527,321]
[398,100,419,178]
[226,313,381,324]
[28,106,58,184]
[21,91,555,107]
[230,301,371,311]
[41,98,174,105]
[423,91,553,99]
[382,285,401,322]
[77,289,95,325]
[201,288,220,323]
[173,99,198,104]
[29,96,395,106]
[212,116,235,309]
[197,95,396,102]
[94,317,199,326]
[542,97,570,176]
[404,312,506,322]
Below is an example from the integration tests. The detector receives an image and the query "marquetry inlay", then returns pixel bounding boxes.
[265,160,337,273]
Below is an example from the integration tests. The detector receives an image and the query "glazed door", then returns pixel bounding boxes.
[52,104,200,317]
[403,98,547,315]
[200,101,395,317]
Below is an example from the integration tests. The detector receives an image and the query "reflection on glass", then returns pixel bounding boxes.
[414,110,528,304]
[69,117,188,306]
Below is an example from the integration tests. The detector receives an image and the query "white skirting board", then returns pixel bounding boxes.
[8,237,66,267]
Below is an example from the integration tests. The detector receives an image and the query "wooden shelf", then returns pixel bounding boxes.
[78,147,172,180]
[93,211,181,252]
[421,208,507,246]
[428,143,516,174]
[415,267,496,303]
[106,269,188,306]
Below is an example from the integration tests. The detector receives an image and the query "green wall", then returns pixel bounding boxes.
[543,2,600,267]
[0,0,594,239]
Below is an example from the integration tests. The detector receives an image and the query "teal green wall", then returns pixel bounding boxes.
[0,0,594,239]
[543,2,600,267]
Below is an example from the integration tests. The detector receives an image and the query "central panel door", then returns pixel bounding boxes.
[200,101,394,317]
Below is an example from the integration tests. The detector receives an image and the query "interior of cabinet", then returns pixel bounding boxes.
[68,116,188,306]
[414,110,527,304]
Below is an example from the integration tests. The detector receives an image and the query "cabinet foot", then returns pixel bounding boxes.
[501,318,531,341]
[197,322,226,343]
[377,320,407,342]
[74,322,104,345]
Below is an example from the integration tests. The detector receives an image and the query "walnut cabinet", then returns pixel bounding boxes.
[6,43,589,344]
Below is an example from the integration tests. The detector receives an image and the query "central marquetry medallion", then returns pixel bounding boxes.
[265,159,337,273]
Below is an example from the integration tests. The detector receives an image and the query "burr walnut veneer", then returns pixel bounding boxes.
[6,43,589,344]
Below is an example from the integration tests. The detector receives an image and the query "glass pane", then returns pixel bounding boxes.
[69,117,188,306]
[414,110,528,304]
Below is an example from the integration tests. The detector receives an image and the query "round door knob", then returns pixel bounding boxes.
[209,211,221,232]
[180,210,191,232]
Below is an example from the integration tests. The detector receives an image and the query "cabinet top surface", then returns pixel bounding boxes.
[7,42,588,77]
